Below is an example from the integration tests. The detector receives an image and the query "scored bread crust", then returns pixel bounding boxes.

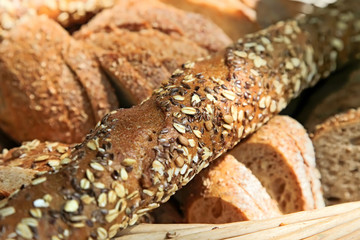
[229,116,316,213]
[269,116,325,209]
[181,154,281,223]
[0,1,359,238]
[312,108,360,205]
[0,15,118,144]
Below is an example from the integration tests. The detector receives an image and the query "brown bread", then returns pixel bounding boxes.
[0,1,359,238]
[0,15,118,143]
[181,154,281,223]
[312,108,360,205]
[74,0,231,105]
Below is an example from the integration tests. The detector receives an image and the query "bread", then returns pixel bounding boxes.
[0,15,118,143]
[181,154,281,223]
[0,140,71,199]
[312,108,360,205]
[268,116,325,209]
[297,61,360,133]
[0,0,117,36]
[74,0,232,105]
[229,116,323,213]
[0,1,359,238]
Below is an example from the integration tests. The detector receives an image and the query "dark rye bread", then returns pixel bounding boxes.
[0,140,71,199]
[74,0,231,105]
[0,1,359,238]
[229,116,321,213]
[0,15,118,143]
[298,61,360,133]
[269,116,325,209]
[181,154,281,223]
[312,108,360,205]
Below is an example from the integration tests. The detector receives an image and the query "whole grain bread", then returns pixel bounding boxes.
[0,1,359,238]
[0,15,118,143]
[229,116,322,213]
[180,154,281,223]
[0,140,71,199]
[74,0,232,105]
[312,108,360,205]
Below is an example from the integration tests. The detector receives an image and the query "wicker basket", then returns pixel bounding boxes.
[117,201,360,239]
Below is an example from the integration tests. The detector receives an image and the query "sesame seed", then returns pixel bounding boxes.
[173,95,184,101]
[193,130,202,138]
[16,223,33,239]
[0,206,15,217]
[98,193,107,208]
[86,169,95,182]
[93,182,106,189]
[64,200,79,213]
[120,168,128,181]
[175,156,185,168]
[21,218,38,227]
[234,50,248,58]
[80,178,90,189]
[29,208,42,218]
[188,139,196,147]
[86,140,97,150]
[181,107,197,115]
[173,123,186,134]
[90,162,105,171]
[31,176,47,185]
[253,56,267,68]
[33,199,49,208]
[224,115,234,124]
[265,96,272,107]
[97,227,108,240]
[122,158,136,167]
[108,190,117,203]
[178,135,189,146]
[114,183,126,198]
[34,155,49,162]
[221,90,236,101]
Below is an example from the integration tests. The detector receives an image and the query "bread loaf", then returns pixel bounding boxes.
[181,154,281,223]
[312,108,360,205]
[0,15,118,143]
[74,0,232,105]
[0,1,359,238]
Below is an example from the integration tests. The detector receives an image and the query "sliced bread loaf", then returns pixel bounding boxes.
[181,154,282,223]
[312,108,360,205]
[229,116,320,213]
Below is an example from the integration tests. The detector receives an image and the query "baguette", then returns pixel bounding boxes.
[1,1,360,239]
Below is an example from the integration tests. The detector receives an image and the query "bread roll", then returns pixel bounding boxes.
[0,1,359,238]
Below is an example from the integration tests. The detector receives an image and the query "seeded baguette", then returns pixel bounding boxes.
[1,1,360,239]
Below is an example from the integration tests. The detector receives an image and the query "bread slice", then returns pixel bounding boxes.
[269,116,325,209]
[230,116,318,213]
[312,108,360,205]
[0,140,70,199]
[180,154,281,223]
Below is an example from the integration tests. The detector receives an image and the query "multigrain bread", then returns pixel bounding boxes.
[181,154,281,223]
[0,1,359,238]
[312,108,360,205]
[74,0,232,105]
[0,140,71,199]
[229,116,323,213]
[298,61,360,133]
[0,15,118,143]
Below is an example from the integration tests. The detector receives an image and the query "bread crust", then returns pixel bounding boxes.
[0,1,359,238]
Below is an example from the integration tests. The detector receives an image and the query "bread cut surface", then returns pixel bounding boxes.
[312,108,360,205]
[182,154,281,223]
[230,116,318,213]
